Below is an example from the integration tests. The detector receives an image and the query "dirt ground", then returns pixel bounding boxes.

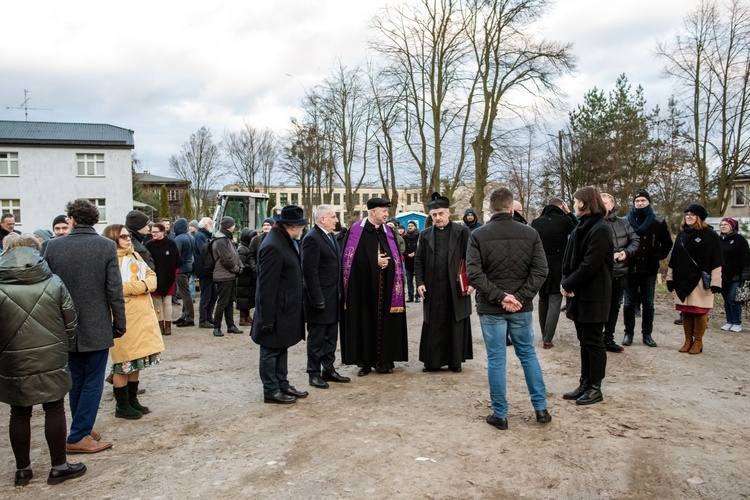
[1,289,749,499]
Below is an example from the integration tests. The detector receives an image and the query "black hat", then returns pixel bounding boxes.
[366,197,391,210]
[427,192,450,211]
[125,210,150,231]
[220,216,236,230]
[277,205,308,226]
[684,203,708,221]
[52,214,69,227]
[633,189,651,203]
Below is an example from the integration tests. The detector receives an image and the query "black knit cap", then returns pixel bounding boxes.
[684,203,708,221]
[633,189,651,203]
[125,210,150,231]
[52,214,69,227]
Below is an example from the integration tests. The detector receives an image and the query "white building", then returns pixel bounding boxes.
[0,120,135,233]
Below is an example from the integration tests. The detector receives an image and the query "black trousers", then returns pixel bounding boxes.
[574,322,607,385]
[176,272,194,322]
[9,399,67,469]
[198,275,217,323]
[307,322,338,375]
[538,291,563,343]
[213,280,236,328]
[604,275,626,337]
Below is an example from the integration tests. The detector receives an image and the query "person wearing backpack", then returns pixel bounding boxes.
[211,217,243,337]
[194,217,217,329]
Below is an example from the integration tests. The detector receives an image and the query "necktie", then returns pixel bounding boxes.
[328,233,337,251]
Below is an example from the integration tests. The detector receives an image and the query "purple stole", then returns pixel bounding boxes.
[342,218,405,313]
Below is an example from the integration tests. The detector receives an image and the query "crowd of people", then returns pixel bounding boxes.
[1,186,748,487]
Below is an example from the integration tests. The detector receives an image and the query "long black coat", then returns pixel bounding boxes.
[531,205,575,294]
[236,228,256,310]
[301,225,340,324]
[250,225,305,349]
[561,214,613,323]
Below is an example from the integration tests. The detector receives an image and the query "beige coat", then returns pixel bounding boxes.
[110,248,165,364]
[667,266,722,309]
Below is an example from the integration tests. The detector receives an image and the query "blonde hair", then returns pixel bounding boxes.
[2,233,41,251]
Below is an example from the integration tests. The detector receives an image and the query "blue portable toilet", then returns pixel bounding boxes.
[395,211,428,231]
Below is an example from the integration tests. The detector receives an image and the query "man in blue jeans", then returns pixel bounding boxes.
[466,188,550,430]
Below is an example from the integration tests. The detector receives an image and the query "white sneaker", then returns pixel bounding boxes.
[721,323,733,331]
[730,324,743,332]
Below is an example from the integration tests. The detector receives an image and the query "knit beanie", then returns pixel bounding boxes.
[125,210,150,231]
[52,215,69,227]
[221,216,235,230]
[684,203,708,221]
[721,217,739,231]
[189,219,199,229]
[633,189,651,204]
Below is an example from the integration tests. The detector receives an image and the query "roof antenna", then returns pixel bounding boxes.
[5,89,53,121]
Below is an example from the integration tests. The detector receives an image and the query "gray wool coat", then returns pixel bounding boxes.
[43,224,126,352]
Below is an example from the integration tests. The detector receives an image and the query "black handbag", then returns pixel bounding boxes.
[680,239,711,290]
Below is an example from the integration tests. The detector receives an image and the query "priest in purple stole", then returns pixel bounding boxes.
[341,198,408,376]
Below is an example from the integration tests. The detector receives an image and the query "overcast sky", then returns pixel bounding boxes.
[1,0,694,178]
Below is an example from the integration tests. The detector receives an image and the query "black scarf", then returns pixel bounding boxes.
[627,205,656,234]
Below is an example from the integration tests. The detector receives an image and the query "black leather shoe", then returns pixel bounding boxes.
[642,334,657,347]
[174,318,186,326]
[576,385,603,406]
[282,386,308,398]
[358,367,372,377]
[535,409,552,423]
[604,340,624,353]
[563,378,590,400]
[450,366,462,373]
[213,328,224,337]
[47,463,86,485]
[226,325,244,334]
[309,375,329,389]
[323,371,351,383]
[486,414,508,430]
[199,321,214,329]
[176,320,194,327]
[622,333,633,346]
[264,392,296,404]
[15,469,32,487]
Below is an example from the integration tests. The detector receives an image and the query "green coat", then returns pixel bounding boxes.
[0,247,77,406]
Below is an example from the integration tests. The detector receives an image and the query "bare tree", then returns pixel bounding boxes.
[283,118,333,218]
[222,122,277,192]
[169,126,222,218]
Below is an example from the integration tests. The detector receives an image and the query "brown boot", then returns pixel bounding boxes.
[689,330,704,354]
[689,314,707,354]
[679,313,694,352]
[679,333,693,353]
[239,309,252,326]
[164,321,172,336]
[158,320,165,336]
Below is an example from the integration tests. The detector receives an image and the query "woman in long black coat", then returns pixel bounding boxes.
[560,186,613,406]
[236,227,256,326]
[145,223,181,336]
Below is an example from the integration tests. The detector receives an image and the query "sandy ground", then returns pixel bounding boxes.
[1,289,749,499]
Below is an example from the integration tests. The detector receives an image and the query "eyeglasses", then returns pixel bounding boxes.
[684,213,697,218]
[118,234,131,240]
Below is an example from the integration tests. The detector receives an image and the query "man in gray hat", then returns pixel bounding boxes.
[211,216,243,337]
[340,198,408,376]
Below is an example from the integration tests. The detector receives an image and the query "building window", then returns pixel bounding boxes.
[88,198,107,222]
[361,210,367,219]
[334,193,341,205]
[291,193,298,205]
[169,190,180,201]
[279,193,288,206]
[313,193,321,205]
[0,152,19,176]
[354,193,360,205]
[734,186,746,206]
[324,193,331,204]
[0,199,21,224]
[407,193,412,205]
[77,153,105,176]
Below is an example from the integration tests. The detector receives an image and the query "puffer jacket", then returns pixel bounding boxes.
[466,212,548,314]
[236,228,257,310]
[212,229,241,282]
[0,247,77,406]
[173,218,194,274]
[604,210,640,278]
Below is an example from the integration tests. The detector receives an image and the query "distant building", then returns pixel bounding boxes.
[134,172,191,220]
[724,175,750,218]
[0,120,134,232]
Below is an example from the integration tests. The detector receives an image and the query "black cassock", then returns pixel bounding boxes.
[341,220,408,371]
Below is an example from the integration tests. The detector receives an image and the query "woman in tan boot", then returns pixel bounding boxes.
[666,204,723,354]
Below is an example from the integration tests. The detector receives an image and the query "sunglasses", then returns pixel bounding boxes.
[118,234,132,240]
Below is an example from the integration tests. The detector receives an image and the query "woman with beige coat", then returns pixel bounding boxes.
[666,204,723,354]
[103,225,165,418]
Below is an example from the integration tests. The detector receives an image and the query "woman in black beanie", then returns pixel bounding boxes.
[666,203,723,354]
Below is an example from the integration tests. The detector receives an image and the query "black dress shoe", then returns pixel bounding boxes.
[213,328,224,337]
[358,367,372,377]
[174,318,186,326]
[15,469,32,487]
[199,321,214,329]
[176,320,194,327]
[282,386,309,398]
[450,366,462,373]
[264,392,296,404]
[226,325,244,334]
[535,409,552,423]
[642,334,657,347]
[486,414,508,430]
[47,463,86,485]
[309,375,329,389]
[576,385,603,405]
[622,333,633,346]
[323,371,351,383]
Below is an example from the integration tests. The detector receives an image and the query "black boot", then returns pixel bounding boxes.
[622,333,633,346]
[127,381,149,415]
[576,384,603,405]
[604,333,624,353]
[563,377,590,400]
[642,334,657,347]
[114,386,142,419]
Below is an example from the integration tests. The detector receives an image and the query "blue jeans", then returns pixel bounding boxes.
[259,346,290,396]
[623,273,656,336]
[67,349,109,443]
[722,281,743,325]
[479,312,547,418]
[189,273,196,301]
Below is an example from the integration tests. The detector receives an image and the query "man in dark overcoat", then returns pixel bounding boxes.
[415,193,473,372]
[251,206,310,404]
[302,204,351,389]
[43,199,126,453]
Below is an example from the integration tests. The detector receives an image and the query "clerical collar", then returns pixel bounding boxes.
[436,225,446,231]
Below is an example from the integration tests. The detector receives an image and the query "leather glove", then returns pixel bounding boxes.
[711,286,722,294]
[113,327,127,339]
[260,323,274,334]
[666,280,674,293]
[313,302,325,312]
